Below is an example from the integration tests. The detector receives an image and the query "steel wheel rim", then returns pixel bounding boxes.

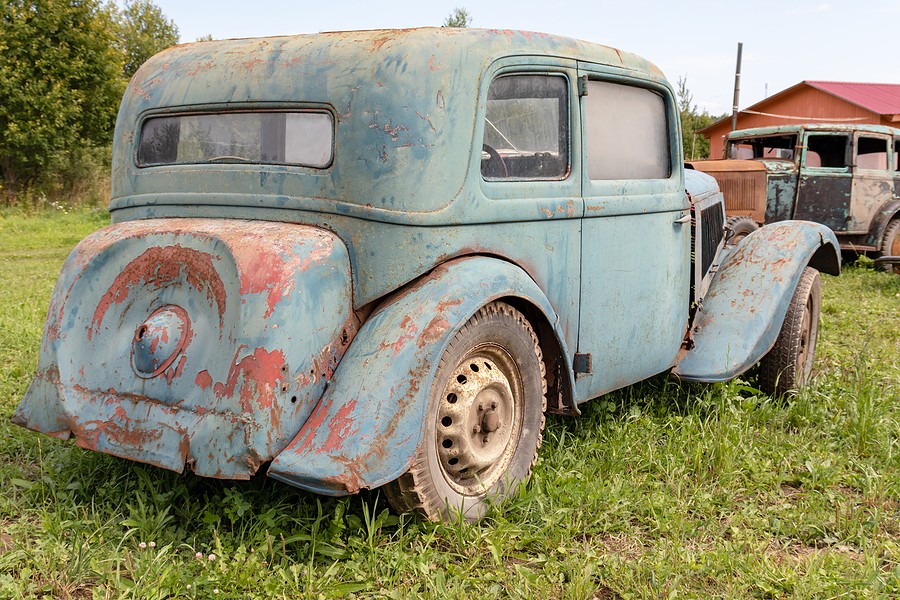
[435,343,524,495]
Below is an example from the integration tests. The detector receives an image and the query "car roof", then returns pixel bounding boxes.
[727,123,900,139]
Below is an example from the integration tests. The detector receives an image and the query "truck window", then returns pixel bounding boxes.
[805,134,848,169]
[895,139,900,171]
[856,136,889,170]
[583,80,670,180]
[727,135,796,160]
[481,74,569,180]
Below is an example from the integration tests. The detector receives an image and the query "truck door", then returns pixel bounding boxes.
[794,131,852,231]
[575,68,690,402]
[849,133,893,234]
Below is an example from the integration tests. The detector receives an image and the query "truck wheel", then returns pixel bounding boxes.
[759,267,821,396]
[878,220,900,274]
[725,216,760,246]
[384,301,546,522]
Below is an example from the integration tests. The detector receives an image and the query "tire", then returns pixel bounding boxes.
[759,267,821,397]
[384,301,546,522]
[877,219,900,275]
[725,215,760,246]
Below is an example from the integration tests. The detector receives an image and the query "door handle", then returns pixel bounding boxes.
[674,214,692,224]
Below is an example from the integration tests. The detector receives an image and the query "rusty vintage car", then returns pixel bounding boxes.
[13,28,840,521]
[689,124,900,273]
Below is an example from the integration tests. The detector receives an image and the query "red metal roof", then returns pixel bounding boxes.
[806,81,900,116]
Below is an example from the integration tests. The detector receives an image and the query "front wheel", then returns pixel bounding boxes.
[725,215,760,246]
[759,267,821,396]
[384,301,546,522]
[878,219,900,275]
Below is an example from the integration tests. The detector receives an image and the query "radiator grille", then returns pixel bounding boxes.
[713,172,765,213]
[700,202,725,278]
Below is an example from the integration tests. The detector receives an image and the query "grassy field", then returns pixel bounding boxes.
[0,209,898,599]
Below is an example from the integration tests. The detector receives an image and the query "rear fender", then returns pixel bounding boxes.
[268,256,572,495]
[674,221,839,382]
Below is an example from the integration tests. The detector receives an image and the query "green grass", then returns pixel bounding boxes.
[1,209,898,599]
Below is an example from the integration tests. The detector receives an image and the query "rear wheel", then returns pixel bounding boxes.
[725,216,760,246]
[759,267,821,396]
[878,219,900,274]
[384,301,546,522]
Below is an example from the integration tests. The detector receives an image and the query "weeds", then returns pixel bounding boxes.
[1,212,899,598]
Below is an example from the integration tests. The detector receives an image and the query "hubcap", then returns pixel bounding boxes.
[435,344,523,495]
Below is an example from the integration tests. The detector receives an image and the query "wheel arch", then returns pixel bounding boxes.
[267,255,574,496]
[864,199,900,248]
[674,221,840,383]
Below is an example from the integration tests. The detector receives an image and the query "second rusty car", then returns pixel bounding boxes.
[14,28,840,521]
[690,123,900,272]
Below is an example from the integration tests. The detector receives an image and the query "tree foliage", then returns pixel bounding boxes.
[443,7,472,28]
[0,0,124,187]
[115,0,179,79]
[676,76,720,160]
[0,0,179,192]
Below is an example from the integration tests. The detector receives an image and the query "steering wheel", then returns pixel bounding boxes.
[481,144,509,178]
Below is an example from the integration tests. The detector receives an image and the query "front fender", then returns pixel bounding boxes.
[673,221,839,383]
[268,256,571,495]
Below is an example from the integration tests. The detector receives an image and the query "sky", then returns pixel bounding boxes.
[136,0,900,116]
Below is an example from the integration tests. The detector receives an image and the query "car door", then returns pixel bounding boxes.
[849,133,893,233]
[575,66,690,402]
[794,131,852,231]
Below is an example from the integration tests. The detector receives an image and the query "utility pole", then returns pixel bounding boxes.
[731,42,743,132]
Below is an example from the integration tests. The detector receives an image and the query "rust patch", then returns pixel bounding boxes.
[90,245,226,340]
[195,370,213,389]
[320,400,359,454]
[237,234,334,318]
[213,347,286,412]
[380,314,420,356]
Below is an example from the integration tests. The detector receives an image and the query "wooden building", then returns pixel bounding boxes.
[700,81,900,158]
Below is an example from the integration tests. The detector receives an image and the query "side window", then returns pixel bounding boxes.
[856,136,889,170]
[805,134,848,169]
[895,139,900,171]
[584,80,670,180]
[481,75,568,180]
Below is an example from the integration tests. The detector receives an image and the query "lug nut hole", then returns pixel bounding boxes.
[470,363,479,372]
[457,374,467,384]
[441,416,452,427]
[448,458,459,466]
[442,439,453,448]
[447,393,457,404]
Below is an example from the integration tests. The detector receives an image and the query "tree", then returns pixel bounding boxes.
[116,0,179,79]
[443,7,471,28]
[676,76,719,160]
[0,0,124,188]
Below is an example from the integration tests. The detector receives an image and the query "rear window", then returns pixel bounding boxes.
[137,111,334,168]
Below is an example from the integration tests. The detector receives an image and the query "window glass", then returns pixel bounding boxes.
[895,140,900,171]
[584,80,670,180]
[481,75,568,180]
[138,111,333,168]
[727,135,797,160]
[805,134,848,168]
[856,136,888,170]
